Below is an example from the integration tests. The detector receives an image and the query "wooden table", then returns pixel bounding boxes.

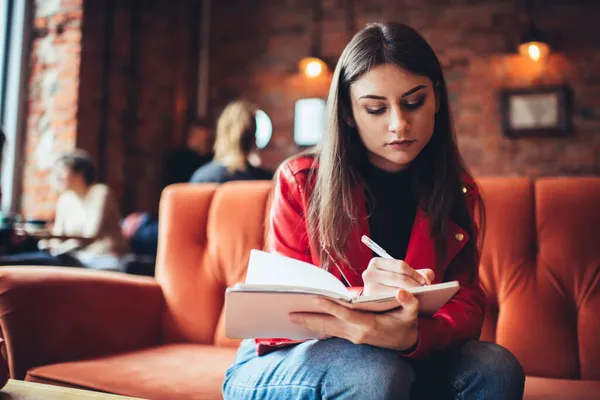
[0,380,146,399]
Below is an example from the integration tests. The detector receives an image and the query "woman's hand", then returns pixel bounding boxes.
[362,258,435,296]
[37,239,50,250]
[289,289,420,351]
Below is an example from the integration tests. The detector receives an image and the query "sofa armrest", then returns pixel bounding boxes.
[0,267,164,379]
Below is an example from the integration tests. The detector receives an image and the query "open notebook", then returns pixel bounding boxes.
[225,250,460,340]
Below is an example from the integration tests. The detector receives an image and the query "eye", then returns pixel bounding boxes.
[403,97,425,111]
[366,107,386,115]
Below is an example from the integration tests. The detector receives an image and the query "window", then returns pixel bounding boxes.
[294,98,325,146]
[0,0,13,117]
[1,0,30,212]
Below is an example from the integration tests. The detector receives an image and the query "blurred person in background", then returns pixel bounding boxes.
[118,119,216,275]
[0,150,129,269]
[190,100,273,183]
[164,119,214,186]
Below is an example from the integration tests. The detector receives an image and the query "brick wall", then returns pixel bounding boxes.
[21,0,200,218]
[209,0,600,176]
[76,0,201,215]
[20,0,600,218]
[21,0,83,219]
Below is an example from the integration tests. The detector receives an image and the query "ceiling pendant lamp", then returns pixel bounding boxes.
[518,0,550,62]
[299,0,327,78]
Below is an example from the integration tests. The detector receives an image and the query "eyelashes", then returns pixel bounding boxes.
[366,108,386,115]
[365,96,426,115]
[404,97,425,110]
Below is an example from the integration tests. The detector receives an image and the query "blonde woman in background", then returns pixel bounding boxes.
[190,100,273,183]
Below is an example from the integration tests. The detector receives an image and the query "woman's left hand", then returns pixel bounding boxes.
[289,289,420,351]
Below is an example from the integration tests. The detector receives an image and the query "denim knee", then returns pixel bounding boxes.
[457,341,525,399]
[223,338,414,400]
[319,339,413,400]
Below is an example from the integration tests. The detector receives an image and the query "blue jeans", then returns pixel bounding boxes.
[223,338,525,399]
[0,251,121,270]
[0,251,80,266]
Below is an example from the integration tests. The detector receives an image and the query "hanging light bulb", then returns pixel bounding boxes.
[518,1,550,62]
[299,57,327,79]
[518,39,550,62]
[298,0,328,79]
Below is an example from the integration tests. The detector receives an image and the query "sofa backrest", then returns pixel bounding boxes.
[155,182,272,346]
[156,177,600,380]
[478,177,600,380]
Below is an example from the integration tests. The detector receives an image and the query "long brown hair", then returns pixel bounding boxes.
[307,22,485,280]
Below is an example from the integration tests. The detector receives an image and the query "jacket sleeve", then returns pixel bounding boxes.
[402,178,486,359]
[268,163,313,263]
[255,163,312,355]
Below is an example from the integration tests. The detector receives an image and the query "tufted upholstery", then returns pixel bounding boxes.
[478,177,600,381]
[1,178,598,399]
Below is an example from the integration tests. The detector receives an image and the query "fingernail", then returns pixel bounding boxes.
[398,290,407,301]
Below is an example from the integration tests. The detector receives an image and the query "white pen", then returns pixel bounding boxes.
[361,235,394,260]
[361,235,427,286]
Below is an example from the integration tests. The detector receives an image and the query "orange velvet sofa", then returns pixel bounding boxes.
[0,177,599,399]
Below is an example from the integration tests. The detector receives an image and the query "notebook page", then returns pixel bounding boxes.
[245,250,349,296]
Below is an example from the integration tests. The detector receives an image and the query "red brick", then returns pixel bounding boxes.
[21,0,83,217]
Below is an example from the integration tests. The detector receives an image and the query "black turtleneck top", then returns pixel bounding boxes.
[358,162,417,260]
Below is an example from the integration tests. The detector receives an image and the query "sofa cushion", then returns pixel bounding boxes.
[525,376,600,400]
[26,344,237,400]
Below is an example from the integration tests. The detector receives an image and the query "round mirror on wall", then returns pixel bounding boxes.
[255,110,272,149]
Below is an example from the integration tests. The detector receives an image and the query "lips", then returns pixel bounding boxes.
[387,139,416,146]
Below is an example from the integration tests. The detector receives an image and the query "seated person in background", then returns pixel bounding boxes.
[164,119,214,185]
[119,120,217,275]
[190,100,273,183]
[119,211,159,276]
[0,150,129,269]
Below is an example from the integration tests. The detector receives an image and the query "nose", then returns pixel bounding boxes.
[388,106,410,134]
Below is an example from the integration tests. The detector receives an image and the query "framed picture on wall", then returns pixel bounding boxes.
[499,86,572,138]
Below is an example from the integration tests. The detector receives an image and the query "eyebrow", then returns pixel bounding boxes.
[358,85,427,100]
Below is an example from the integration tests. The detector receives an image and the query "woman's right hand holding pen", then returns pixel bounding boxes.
[360,235,435,296]
[362,258,435,296]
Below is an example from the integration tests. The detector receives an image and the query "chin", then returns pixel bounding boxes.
[383,154,417,169]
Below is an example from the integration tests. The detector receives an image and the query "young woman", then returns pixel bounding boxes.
[0,151,128,269]
[223,22,525,399]
[189,100,272,184]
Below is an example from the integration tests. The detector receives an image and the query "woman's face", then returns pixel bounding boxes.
[349,64,437,172]
[54,164,78,192]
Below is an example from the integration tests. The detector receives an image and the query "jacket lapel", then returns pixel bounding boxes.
[404,208,469,283]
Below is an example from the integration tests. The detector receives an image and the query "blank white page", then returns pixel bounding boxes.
[244,250,348,296]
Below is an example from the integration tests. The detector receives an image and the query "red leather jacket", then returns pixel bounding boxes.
[257,155,486,359]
